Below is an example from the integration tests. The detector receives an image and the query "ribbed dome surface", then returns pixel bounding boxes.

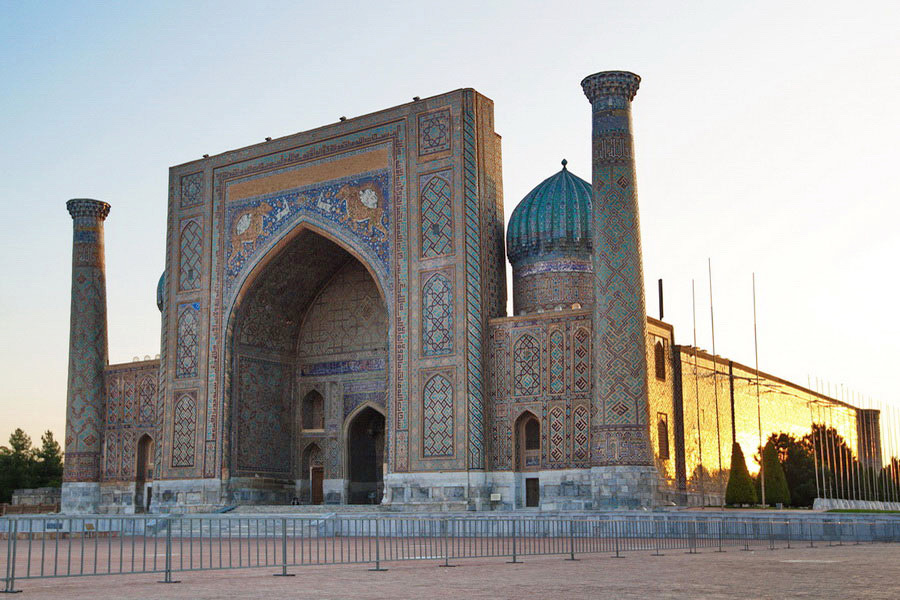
[156,272,165,312]
[507,160,592,265]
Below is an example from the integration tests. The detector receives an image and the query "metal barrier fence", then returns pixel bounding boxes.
[3,514,899,592]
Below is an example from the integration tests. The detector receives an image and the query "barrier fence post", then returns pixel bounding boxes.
[440,519,455,567]
[369,518,387,572]
[742,521,750,552]
[274,518,294,577]
[807,519,814,548]
[685,520,697,554]
[768,519,775,551]
[159,518,179,584]
[652,520,662,556]
[613,520,623,558]
[566,520,578,561]
[3,519,21,594]
[507,519,519,564]
[716,519,724,552]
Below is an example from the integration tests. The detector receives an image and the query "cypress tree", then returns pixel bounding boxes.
[725,442,757,506]
[761,440,791,506]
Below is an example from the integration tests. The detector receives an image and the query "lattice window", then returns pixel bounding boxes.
[573,328,590,392]
[573,405,590,462]
[172,392,196,468]
[549,330,565,394]
[422,272,453,356]
[179,220,203,291]
[138,376,155,425]
[654,339,666,381]
[420,175,453,258]
[657,413,670,460]
[548,407,565,463]
[422,374,454,457]
[513,333,541,396]
[176,303,200,379]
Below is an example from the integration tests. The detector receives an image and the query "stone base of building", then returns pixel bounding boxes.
[590,465,657,509]
[813,497,900,511]
[61,482,101,514]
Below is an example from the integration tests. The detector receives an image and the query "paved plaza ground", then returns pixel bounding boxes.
[6,542,898,599]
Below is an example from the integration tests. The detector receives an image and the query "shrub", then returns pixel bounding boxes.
[725,442,757,506]
[761,440,791,506]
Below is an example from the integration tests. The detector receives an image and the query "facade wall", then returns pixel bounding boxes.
[150,88,503,508]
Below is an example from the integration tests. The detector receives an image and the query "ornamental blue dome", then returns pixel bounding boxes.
[506,159,592,266]
[156,271,165,312]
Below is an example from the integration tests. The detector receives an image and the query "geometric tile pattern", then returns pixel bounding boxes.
[573,327,590,392]
[172,391,196,468]
[63,199,109,483]
[422,271,453,356]
[573,405,590,462]
[138,375,155,425]
[175,302,200,379]
[420,174,453,258]
[583,72,651,465]
[179,219,202,291]
[123,376,135,424]
[513,333,541,396]
[548,407,565,462]
[422,374,454,457]
[549,330,565,394]
[462,99,485,468]
[180,172,203,208]
[101,360,158,483]
[417,109,451,157]
[234,357,291,474]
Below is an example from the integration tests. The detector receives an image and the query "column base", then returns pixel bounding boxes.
[61,482,101,514]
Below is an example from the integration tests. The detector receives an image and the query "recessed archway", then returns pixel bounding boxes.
[345,405,385,504]
[225,222,389,505]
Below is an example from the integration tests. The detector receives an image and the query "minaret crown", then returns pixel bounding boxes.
[66,198,111,221]
[580,71,641,103]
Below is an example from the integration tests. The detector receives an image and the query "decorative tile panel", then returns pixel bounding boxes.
[181,172,203,208]
[549,330,565,394]
[421,271,453,356]
[548,407,565,463]
[422,374,454,457]
[175,302,200,379]
[573,327,590,392]
[172,391,196,468]
[417,108,451,157]
[513,333,541,396]
[179,219,203,291]
[420,172,453,258]
[573,405,590,462]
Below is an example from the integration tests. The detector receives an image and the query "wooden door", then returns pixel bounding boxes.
[311,467,324,505]
[525,477,540,507]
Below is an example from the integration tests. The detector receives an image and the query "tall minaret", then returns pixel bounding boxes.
[61,199,110,513]
[581,71,656,507]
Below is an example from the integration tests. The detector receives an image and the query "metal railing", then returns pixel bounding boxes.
[3,514,899,592]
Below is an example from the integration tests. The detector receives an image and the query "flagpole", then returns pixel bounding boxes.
[753,272,765,506]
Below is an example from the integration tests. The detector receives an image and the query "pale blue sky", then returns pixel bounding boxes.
[1,1,898,444]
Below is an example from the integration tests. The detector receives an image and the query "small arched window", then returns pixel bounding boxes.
[525,418,540,451]
[657,413,670,460]
[654,339,666,381]
[302,390,325,430]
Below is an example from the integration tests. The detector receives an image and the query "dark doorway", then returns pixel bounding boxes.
[301,444,324,505]
[525,477,540,507]
[311,467,324,505]
[347,407,385,504]
[135,434,154,513]
[515,412,541,471]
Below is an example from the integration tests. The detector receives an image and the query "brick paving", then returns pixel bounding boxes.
[5,543,898,599]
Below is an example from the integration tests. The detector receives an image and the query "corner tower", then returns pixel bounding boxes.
[62,198,111,513]
[581,71,656,507]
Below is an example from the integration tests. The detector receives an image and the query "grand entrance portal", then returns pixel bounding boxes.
[228,225,388,505]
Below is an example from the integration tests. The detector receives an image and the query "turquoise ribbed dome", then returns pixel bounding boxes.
[507,160,592,265]
[156,272,165,312]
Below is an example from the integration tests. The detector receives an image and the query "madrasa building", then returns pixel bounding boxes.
[60,71,881,514]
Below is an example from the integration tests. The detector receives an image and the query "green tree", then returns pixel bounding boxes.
[761,440,791,506]
[34,431,64,488]
[0,428,35,503]
[725,442,757,506]
[767,432,817,507]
